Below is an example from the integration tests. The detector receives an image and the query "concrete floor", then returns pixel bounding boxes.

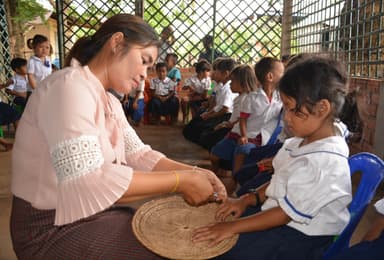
[0,124,383,260]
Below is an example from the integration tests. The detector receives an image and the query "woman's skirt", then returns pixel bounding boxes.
[10,196,164,260]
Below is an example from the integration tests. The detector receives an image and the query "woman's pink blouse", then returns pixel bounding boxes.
[11,61,165,225]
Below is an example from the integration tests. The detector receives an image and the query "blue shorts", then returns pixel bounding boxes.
[211,137,257,161]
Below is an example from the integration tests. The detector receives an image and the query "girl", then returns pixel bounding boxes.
[209,65,257,179]
[192,57,352,260]
[231,57,284,174]
[181,59,211,123]
[26,34,52,91]
[10,14,225,259]
[183,57,237,148]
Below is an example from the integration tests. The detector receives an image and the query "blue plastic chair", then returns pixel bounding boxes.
[323,152,384,259]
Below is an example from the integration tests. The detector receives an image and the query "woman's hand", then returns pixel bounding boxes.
[178,171,215,206]
[216,198,248,221]
[192,222,236,247]
[195,168,227,203]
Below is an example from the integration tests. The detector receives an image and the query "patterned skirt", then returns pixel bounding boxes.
[10,196,165,260]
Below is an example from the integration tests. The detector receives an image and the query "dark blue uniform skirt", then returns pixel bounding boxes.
[216,207,333,260]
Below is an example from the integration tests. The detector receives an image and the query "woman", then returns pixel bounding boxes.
[10,14,225,260]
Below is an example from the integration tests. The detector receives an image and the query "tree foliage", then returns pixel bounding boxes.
[13,0,49,30]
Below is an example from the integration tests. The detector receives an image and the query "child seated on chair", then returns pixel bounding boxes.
[193,56,352,260]
[122,79,145,126]
[165,53,181,123]
[149,62,178,124]
[181,59,211,124]
[1,58,28,108]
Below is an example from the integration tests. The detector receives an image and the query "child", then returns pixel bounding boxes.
[183,57,237,148]
[165,53,181,83]
[26,34,52,91]
[3,58,28,108]
[158,26,175,63]
[230,57,284,174]
[165,53,181,122]
[209,64,257,177]
[123,79,145,126]
[149,62,178,124]
[181,59,211,123]
[192,57,352,260]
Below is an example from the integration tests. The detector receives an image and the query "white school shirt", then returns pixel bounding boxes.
[228,93,247,123]
[231,88,282,142]
[213,81,237,113]
[7,74,28,93]
[184,75,211,94]
[129,80,145,99]
[27,55,52,90]
[375,198,384,215]
[150,77,176,96]
[262,136,352,236]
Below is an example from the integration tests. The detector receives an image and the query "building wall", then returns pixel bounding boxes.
[349,77,384,158]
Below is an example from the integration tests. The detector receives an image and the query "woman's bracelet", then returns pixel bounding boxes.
[170,172,180,193]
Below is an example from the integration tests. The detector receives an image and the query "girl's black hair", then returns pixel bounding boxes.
[10,58,27,71]
[230,64,257,93]
[27,34,48,49]
[64,14,161,67]
[212,57,237,72]
[254,57,281,86]
[194,59,211,73]
[278,56,347,118]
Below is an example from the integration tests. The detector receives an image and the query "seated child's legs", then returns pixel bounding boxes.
[233,143,257,174]
[181,96,190,123]
[129,98,145,125]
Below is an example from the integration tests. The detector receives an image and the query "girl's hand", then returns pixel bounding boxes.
[178,171,214,206]
[216,198,248,221]
[200,112,210,120]
[238,136,248,145]
[257,157,274,172]
[192,222,236,247]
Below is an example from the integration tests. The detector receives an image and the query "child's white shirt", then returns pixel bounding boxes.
[27,55,52,90]
[375,198,384,215]
[184,75,211,94]
[262,136,352,236]
[228,93,247,123]
[213,81,237,113]
[150,77,176,96]
[7,74,28,93]
[231,88,282,142]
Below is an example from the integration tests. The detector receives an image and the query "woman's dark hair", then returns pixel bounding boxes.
[64,14,161,67]
[230,64,257,93]
[278,56,348,118]
[212,57,237,72]
[27,34,48,50]
[195,59,211,73]
[254,57,281,86]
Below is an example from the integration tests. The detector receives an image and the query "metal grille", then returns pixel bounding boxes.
[289,0,384,78]
[144,0,283,66]
[0,1,12,83]
[57,0,136,66]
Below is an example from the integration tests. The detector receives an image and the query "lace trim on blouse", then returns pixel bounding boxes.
[123,127,146,155]
[50,135,104,182]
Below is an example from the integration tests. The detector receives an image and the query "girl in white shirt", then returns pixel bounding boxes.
[26,34,52,91]
[193,56,352,260]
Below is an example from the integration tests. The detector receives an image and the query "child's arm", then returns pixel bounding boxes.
[0,78,13,89]
[132,91,142,109]
[238,117,248,144]
[28,73,37,89]
[201,106,229,120]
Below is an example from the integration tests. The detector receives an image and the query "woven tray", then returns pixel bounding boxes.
[132,195,238,260]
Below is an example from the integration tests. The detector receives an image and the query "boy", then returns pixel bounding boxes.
[149,62,179,124]
[1,58,28,107]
